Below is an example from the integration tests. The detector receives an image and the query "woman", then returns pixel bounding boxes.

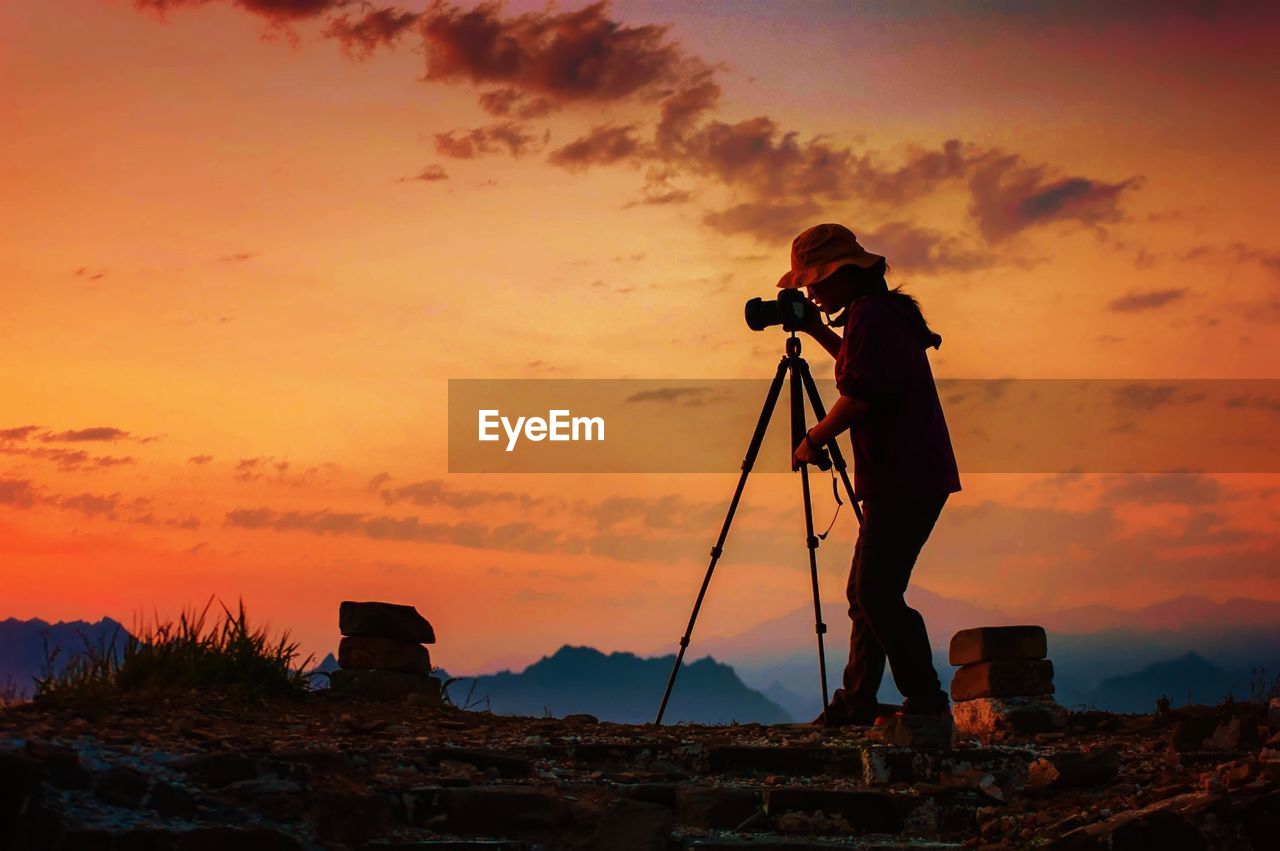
[782,223,961,727]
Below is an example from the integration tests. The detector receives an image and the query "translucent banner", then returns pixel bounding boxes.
[447,379,1280,473]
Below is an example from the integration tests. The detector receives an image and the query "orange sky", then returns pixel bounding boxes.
[2,1,1278,673]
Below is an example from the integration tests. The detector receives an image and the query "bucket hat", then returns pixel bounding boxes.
[777,223,886,289]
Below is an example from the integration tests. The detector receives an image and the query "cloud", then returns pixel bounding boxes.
[374,478,539,511]
[418,1,688,104]
[134,0,349,24]
[435,122,541,159]
[1097,473,1221,506]
[403,164,449,182]
[224,507,568,552]
[1108,288,1186,312]
[57,492,121,518]
[968,153,1143,243]
[129,1,1146,251]
[623,386,723,406]
[0,444,136,470]
[216,252,258,262]
[548,124,642,171]
[233,457,339,486]
[860,221,994,275]
[39,427,132,442]
[323,6,419,58]
[0,478,38,508]
[188,454,214,464]
[0,425,42,441]
[477,87,557,119]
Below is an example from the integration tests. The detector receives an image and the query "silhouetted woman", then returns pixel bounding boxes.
[782,223,961,726]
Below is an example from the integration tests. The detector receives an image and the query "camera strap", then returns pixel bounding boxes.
[816,464,843,540]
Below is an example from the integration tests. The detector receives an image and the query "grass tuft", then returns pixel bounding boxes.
[34,596,314,707]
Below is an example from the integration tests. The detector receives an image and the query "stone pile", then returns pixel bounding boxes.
[949,625,1069,738]
[328,600,443,704]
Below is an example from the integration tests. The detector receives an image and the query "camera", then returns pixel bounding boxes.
[744,288,819,332]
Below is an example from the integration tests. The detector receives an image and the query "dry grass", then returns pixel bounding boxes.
[33,597,314,707]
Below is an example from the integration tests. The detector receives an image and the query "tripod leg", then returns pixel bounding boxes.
[798,358,863,526]
[790,360,832,723]
[653,356,790,726]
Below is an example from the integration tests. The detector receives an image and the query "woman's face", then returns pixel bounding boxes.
[805,266,858,314]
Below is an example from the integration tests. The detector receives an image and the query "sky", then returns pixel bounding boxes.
[2,0,1278,674]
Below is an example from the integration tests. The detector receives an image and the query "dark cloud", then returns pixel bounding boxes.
[73,267,107,281]
[477,87,557,119]
[1111,383,1181,411]
[216,252,258,262]
[624,386,722,406]
[374,479,539,511]
[548,124,642,171]
[702,200,819,242]
[1108,288,1186,312]
[323,6,419,58]
[0,426,42,441]
[0,444,134,471]
[39,427,131,442]
[224,507,567,552]
[861,221,994,275]
[1098,474,1221,506]
[0,478,38,508]
[57,492,121,518]
[419,1,687,104]
[233,457,339,486]
[968,153,1143,243]
[188,454,214,464]
[134,0,349,23]
[435,122,540,159]
[403,164,449,181]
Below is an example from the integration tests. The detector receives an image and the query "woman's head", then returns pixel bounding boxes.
[805,259,888,314]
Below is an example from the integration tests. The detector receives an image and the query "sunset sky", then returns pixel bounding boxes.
[3,0,1278,674]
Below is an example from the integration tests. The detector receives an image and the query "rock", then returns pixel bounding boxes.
[1027,747,1121,791]
[951,659,1055,700]
[147,782,198,818]
[425,747,532,778]
[674,784,760,828]
[338,635,430,674]
[1172,709,1263,752]
[949,626,1047,666]
[93,764,149,809]
[953,694,1068,736]
[442,786,570,832]
[588,799,673,850]
[178,752,260,788]
[22,740,91,789]
[0,750,45,850]
[1269,698,1280,732]
[329,669,441,703]
[762,787,925,834]
[339,600,435,643]
[885,713,954,749]
[314,793,392,843]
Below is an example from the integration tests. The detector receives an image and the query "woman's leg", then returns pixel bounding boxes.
[852,492,950,713]
[836,529,889,715]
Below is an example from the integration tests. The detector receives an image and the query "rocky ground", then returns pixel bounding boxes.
[2,691,1278,850]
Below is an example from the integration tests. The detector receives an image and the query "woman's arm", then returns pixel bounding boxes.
[805,323,842,359]
[808,394,869,445]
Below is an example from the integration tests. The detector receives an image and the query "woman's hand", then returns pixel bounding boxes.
[792,431,821,469]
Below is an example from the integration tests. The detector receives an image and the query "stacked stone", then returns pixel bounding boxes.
[329,601,442,704]
[948,625,1068,737]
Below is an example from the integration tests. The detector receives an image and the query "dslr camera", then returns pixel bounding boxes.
[744,288,819,332]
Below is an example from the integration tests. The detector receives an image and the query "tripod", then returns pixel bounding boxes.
[653,332,864,727]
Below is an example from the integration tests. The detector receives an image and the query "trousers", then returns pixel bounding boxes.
[828,491,950,716]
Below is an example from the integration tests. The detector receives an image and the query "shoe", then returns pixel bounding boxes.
[811,701,902,727]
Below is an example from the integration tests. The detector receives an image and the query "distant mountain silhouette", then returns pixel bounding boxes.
[679,589,1279,718]
[1079,651,1267,714]
[0,617,131,699]
[441,644,791,725]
